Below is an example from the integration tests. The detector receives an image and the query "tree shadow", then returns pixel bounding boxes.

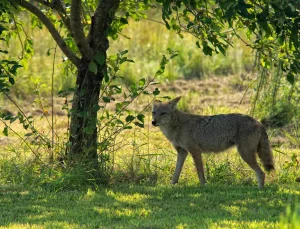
[0,184,298,228]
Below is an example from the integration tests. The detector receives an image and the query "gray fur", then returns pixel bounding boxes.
[152,96,275,188]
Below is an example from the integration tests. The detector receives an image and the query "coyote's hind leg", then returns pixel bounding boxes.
[237,144,265,188]
[190,151,206,186]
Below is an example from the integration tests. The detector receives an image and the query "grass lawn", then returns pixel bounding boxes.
[1,183,299,229]
[0,76,299,228]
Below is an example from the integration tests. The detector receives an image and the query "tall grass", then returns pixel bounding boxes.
[109,12,254,83]
[3,12,254,98]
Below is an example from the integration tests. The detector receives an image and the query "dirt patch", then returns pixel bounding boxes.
[158,75,251,113]
[1,75,251,117]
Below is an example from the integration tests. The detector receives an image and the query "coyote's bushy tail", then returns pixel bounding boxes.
[258,128,275,171]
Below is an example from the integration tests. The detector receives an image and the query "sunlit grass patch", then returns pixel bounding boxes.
[1,184,299,228]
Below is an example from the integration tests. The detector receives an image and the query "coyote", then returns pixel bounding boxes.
[152,97,275,188]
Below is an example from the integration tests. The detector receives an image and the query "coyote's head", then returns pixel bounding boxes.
[152,97,181,127]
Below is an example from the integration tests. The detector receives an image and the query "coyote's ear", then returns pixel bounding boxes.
[152,100,161,108]
[169,96,181,110]
[153,100,161,107]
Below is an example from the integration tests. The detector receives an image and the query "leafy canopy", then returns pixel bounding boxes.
[1,0,299,86]
[158,0,300,84]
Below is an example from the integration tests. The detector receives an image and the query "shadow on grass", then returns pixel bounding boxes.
[0,183,299,228]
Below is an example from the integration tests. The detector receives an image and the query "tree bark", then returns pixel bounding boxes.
[68,61,103,181]
[67,0,120,183]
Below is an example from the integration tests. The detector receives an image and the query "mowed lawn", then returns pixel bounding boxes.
[1,183,299,229]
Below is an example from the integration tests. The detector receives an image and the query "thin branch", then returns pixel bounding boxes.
[34,0,66,14]
[99,97,156,146]
[4,92,52,146]
[58,11,73,33]
[70,0,93,60]
[11,14,25,60]
[15,0,81,68]
[33,0,73,33]
[0,119,46,165]
[99,74,159,133]
[145,18,165,25]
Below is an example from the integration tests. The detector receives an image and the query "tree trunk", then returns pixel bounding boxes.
[67,61,103,181]
[66,0,120,183]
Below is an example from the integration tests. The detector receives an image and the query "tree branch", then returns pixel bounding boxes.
[33,0,72,33]
[15,0,80,68]
[70,0,94,60]
[34,0,66,14]
[90,0,120,50]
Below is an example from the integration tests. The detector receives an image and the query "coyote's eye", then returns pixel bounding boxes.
[160,112,167,116]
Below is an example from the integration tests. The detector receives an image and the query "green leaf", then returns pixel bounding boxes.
[160,55,168,67]
[8,77,15,85]
[0,25,6,35]
[153,88,160,96]
[203,43,213,56]
[164,20,171,30]
[111,33,118,40]
[120,57,128,64]
[260,22,272,37]
[161,96,171,99]
[88,61,97,74]
[102,97,111,103]
[116,119,124,126]
[46,49,51,56]
[120,50,128,56]
[24,132,34,137]
[93,104,101,112]
[134,121,144,128]
[139,78,146,87]
[286,72,294,85]
[155,68,164,76]
[187,22,194,29]
[11,64,23,75]
[10,116,18,123]
[77,111,88,117]
[120,18,128,25]
[110,85,122,94]
[95,52,105,66]
[3,126,8,136]
[150,81,160,85]
[83,126,94,134]
[103,70,109,82]
[170,53,179,59]
[143,90,150,95]
[125,115,135,122]
[203,46,213,56]
[137,114,145,123]
[216,44,226,56]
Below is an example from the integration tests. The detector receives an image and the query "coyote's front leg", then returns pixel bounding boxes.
[172,146,188,184]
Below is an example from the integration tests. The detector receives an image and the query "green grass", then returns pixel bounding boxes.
[2,12,254,98]
[0,183,299,229]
